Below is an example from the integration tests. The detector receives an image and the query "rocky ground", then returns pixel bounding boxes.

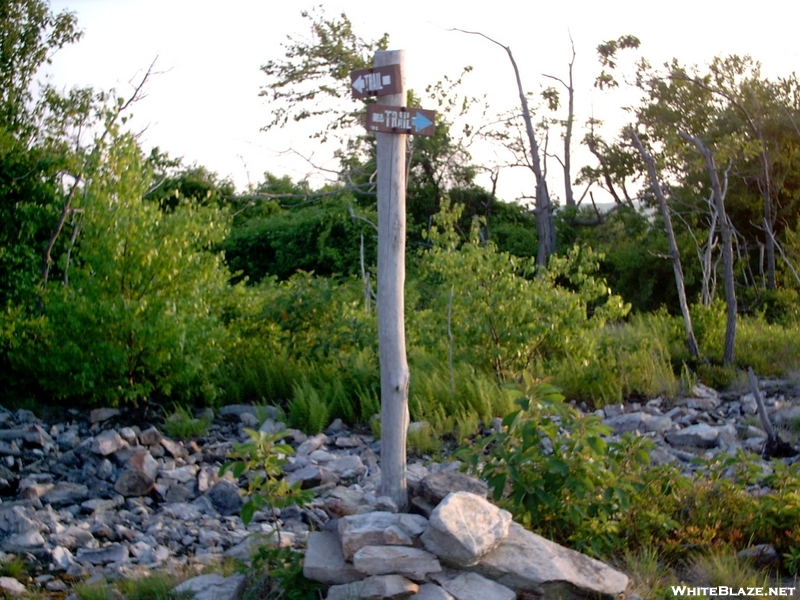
[0,377,798,599]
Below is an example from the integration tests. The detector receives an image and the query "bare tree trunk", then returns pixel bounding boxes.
[680,131,737,365]
[452,29,555,269]
[544,37,576,208]
[628,129,700,358]
[375,50,410,509]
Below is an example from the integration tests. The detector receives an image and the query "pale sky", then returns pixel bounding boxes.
[47,0,800,204]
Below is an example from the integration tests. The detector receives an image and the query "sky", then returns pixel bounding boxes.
[46,0,800,204]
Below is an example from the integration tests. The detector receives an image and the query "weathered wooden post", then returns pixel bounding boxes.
[374,49,409,508]
[350,51,435,508]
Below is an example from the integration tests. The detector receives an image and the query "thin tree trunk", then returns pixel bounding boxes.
[628,129,700,358]
[452,29,555,268]
[680,131,737,365]
[375,50,410,509]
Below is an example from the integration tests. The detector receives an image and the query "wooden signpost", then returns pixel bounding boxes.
[351,52,435,508]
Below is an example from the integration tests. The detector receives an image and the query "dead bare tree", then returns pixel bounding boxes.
[679,130,737,365]
[627,128,700,358]
[451,28,555,269]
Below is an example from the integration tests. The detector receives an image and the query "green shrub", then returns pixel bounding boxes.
[288,378,331,434]
[459,373,653,557]
[163,404,212,440]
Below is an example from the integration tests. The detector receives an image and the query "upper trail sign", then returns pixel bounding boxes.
[350,65,402,99]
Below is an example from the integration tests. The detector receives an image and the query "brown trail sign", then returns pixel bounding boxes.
[350,65,402,99]
[366,104,436,136]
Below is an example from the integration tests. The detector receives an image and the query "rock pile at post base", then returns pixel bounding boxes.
[304,490,628,600]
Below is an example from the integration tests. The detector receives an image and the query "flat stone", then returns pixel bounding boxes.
[339,512,427,561]
[304,531,365,585]
[41,482,90,507]
[326,574,419,600]
[666,423,730,448]
[77,543,129,565]
[92,430,127,455]
[328,455,365,479]
[433,572,515,600]
[0,576,27,597]
[161,465,199,483]
[419,472,488,506]
[353,545,441,581]
[474,522,629,599]
[286,465,339,489]
[421,492,511,567]
[383,525,412,546]
[603,412,673,434]
[89,408,121,424]
[413,584,455,600]
[173,573,247,600]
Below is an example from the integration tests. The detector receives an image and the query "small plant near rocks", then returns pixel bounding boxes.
[219,428,313,529]
[0,555,27,580]
[162,404,212,440]
[220,429,321,600]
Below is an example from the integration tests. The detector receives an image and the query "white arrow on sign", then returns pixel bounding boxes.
[352,75,366,95]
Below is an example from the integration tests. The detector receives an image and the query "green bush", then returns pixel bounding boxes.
[459,374,653,557]
[8,133,232,405]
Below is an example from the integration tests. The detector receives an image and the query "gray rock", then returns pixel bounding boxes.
[173,573,247,600]
[475,522,629,599]
[666,423,730,448]
[206,480,242,516]
[77,543,129,565]
[161,465,199,484]
[412,583,455,600]
[421,492,511,567]
[432,571,515,600]
[296,433,328,456]
[127,449,159,480]
[328,455,365,479]
[603,412,673,434]
[89,408,121,424]
[353,545,441,581]
[92,430,127,456]
[326,574,419,600]
[138,427,162,446]
[114,470,154,497]
[51,546,76,570]
[303,531,365,585]
[419,472,488,507]
[286,465,339,489]
[160,438,186,458]
[41,482,90,507]
[339,512,427,561]
[0,576,27,597]
[218,404,257,417]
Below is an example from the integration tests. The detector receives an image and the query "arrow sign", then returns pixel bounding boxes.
[350,65,402,99]
[366,104,436,136]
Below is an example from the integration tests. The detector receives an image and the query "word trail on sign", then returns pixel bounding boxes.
[366,104,436,137]
[350,65,402,99]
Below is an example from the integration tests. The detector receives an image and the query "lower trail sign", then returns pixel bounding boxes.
[366,104,436,136]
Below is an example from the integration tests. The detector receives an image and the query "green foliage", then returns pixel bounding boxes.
[219,428,313,527]
[417,201,628,384]
[459,374,653,557]
[245,545,323,600]
[288,378,331,434]
[162,404,212,440]
[0,554,26,580]
[9,132,233,404]
[407,422,442,457]
[548,314,679,406]
[223,193,376,284]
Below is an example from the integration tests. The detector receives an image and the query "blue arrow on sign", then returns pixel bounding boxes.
[412,111,433,133]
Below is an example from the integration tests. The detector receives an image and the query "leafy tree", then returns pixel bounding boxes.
[9,128,233,404]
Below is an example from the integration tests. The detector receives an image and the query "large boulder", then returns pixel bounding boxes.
[474,522,629,599]
[421,492,511,567]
